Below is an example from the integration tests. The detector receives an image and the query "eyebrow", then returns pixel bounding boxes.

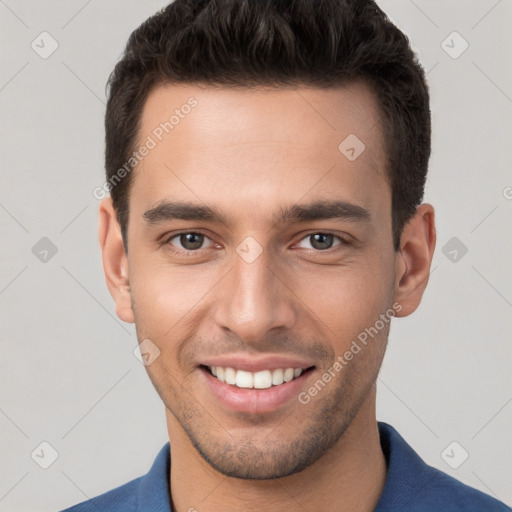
[274,200,371,224]
[143,200,371,226]
[143,201,229,225]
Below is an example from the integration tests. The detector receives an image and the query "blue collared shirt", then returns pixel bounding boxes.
[60,422,510,511]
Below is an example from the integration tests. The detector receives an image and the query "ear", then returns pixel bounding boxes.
[393,203,436,317]
[98,198,134,323]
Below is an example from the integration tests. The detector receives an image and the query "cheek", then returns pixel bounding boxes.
[128,259,221,338]
[295,259,394,349]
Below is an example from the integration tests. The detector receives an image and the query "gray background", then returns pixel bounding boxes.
[1,1,511,510]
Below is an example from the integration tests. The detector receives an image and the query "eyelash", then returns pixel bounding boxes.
[161,230,352,256]
[295,232,352,251]
[162,231,217,257]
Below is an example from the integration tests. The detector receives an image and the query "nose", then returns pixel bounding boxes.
[213,248,297,344]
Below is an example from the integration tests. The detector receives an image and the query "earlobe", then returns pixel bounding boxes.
[98,198,135,324]
[393,204,436,317]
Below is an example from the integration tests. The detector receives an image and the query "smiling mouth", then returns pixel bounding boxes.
[200,364,315,390]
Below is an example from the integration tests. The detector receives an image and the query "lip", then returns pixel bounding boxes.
[200,354,316,373]
[199,365,316,414]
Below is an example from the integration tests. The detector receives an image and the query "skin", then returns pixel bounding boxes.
[99,81,436,512]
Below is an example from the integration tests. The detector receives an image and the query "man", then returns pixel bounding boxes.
[62,0,510,511]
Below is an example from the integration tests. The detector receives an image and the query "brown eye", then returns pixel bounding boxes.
[296,232,348,251]
[309,233,334,250]
[167,232,210,251]
[178,233,204,250]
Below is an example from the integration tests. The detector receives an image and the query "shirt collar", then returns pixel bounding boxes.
[136,441,172,512]
[374,421,435,511]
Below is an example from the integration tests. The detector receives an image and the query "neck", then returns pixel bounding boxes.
[167,388,386,512]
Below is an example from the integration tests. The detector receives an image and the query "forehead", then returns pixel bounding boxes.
[130,81,389,226]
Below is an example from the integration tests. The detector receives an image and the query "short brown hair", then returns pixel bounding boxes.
[105,0,431,251]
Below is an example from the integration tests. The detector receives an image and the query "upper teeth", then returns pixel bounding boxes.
[209,366,304,389]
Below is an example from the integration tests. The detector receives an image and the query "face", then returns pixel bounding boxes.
[103,82,414,479]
